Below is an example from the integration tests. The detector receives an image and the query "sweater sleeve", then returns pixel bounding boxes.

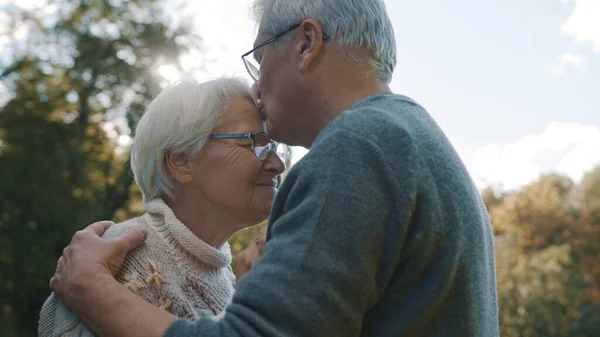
[164,125,419,337]
[38,293,98,337]
[37,222,146,337]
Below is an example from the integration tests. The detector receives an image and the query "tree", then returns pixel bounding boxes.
[496,243,591,337]
[489,172,600,336]
[489,174,578,251]
[0,1,198,335]
[580,166,600,225]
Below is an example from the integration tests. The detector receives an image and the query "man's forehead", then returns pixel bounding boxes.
[254,26,268,41]
[252,29,271,48]
[251,32,267,62]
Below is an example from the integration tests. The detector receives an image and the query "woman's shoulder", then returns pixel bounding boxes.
[105,216,168,290]
[101,215,149,240]
[101,215,164,265]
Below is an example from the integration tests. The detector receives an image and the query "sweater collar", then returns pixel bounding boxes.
[144,198,232,269]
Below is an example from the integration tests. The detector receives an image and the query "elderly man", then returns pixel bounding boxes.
[50,0,500,336]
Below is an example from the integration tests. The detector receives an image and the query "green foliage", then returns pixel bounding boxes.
[0,1,196,336]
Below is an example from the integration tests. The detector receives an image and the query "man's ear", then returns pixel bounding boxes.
[164,150,194,184]
[297,19,327,72]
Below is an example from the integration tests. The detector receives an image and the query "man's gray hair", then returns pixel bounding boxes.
[251,0,396,83]
[130,77,252,202]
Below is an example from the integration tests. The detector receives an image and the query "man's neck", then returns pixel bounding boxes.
[304,77,391,148]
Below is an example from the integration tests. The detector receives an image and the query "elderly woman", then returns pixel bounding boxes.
[38,77,287,336]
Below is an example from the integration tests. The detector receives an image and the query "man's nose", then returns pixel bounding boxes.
[251,82,261,104]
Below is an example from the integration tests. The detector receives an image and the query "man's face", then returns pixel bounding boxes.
[251,29,309,147]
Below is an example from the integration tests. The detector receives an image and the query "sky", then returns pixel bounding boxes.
[2,0,599,191]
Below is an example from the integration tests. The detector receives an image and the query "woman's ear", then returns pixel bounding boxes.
[164,150,194,184]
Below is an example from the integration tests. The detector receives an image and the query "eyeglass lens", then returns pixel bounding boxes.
[244,58,259,81]
[253,133,271,160]
[252,133,289,161]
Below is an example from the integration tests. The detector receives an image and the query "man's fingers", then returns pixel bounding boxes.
[85,221,115,236]
[113,230,148,253]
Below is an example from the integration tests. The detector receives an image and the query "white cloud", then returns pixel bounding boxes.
[561,0,600,52]
[550,0,600,75]
[461,122,600,191]
[551,52,584,74]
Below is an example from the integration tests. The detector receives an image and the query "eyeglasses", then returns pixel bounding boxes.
[208,132,291,162]
[242,23,330,82]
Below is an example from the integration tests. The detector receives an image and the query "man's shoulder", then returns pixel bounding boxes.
[324,93,424,143]
[291,94,426,181]
[308,93,426,162]
[342,92,421,121]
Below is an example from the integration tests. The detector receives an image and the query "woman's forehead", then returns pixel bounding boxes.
[213,95,264,133]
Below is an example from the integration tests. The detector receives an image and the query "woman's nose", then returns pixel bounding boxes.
[263,150,286,175]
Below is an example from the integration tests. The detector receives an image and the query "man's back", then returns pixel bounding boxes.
[164,93,500,337]
[347,93,499,336]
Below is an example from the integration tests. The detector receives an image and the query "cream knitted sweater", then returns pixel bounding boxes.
[38,198,236,337]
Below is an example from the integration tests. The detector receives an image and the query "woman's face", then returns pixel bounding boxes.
[189,94,286,226]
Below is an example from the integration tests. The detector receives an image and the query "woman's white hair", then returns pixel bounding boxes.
[130,77,252,202]
[251,0,396,83]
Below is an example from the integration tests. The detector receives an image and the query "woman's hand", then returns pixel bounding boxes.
[234,224,267,285]
[50,221,148,313]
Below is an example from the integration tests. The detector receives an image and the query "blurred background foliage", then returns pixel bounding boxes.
[0,0,197,335]
[485,170,600,337]
[0,1,599,336]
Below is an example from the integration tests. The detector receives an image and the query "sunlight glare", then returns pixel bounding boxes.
[158,64,181,83]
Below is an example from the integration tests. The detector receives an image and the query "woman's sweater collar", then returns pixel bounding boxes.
[143,198,232,269]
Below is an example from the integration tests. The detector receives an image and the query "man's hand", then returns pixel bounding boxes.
[234,224,267,285]
[50,221,148,311]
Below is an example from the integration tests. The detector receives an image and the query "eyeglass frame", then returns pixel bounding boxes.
[241,22,330,82]
[207,131,291,162]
